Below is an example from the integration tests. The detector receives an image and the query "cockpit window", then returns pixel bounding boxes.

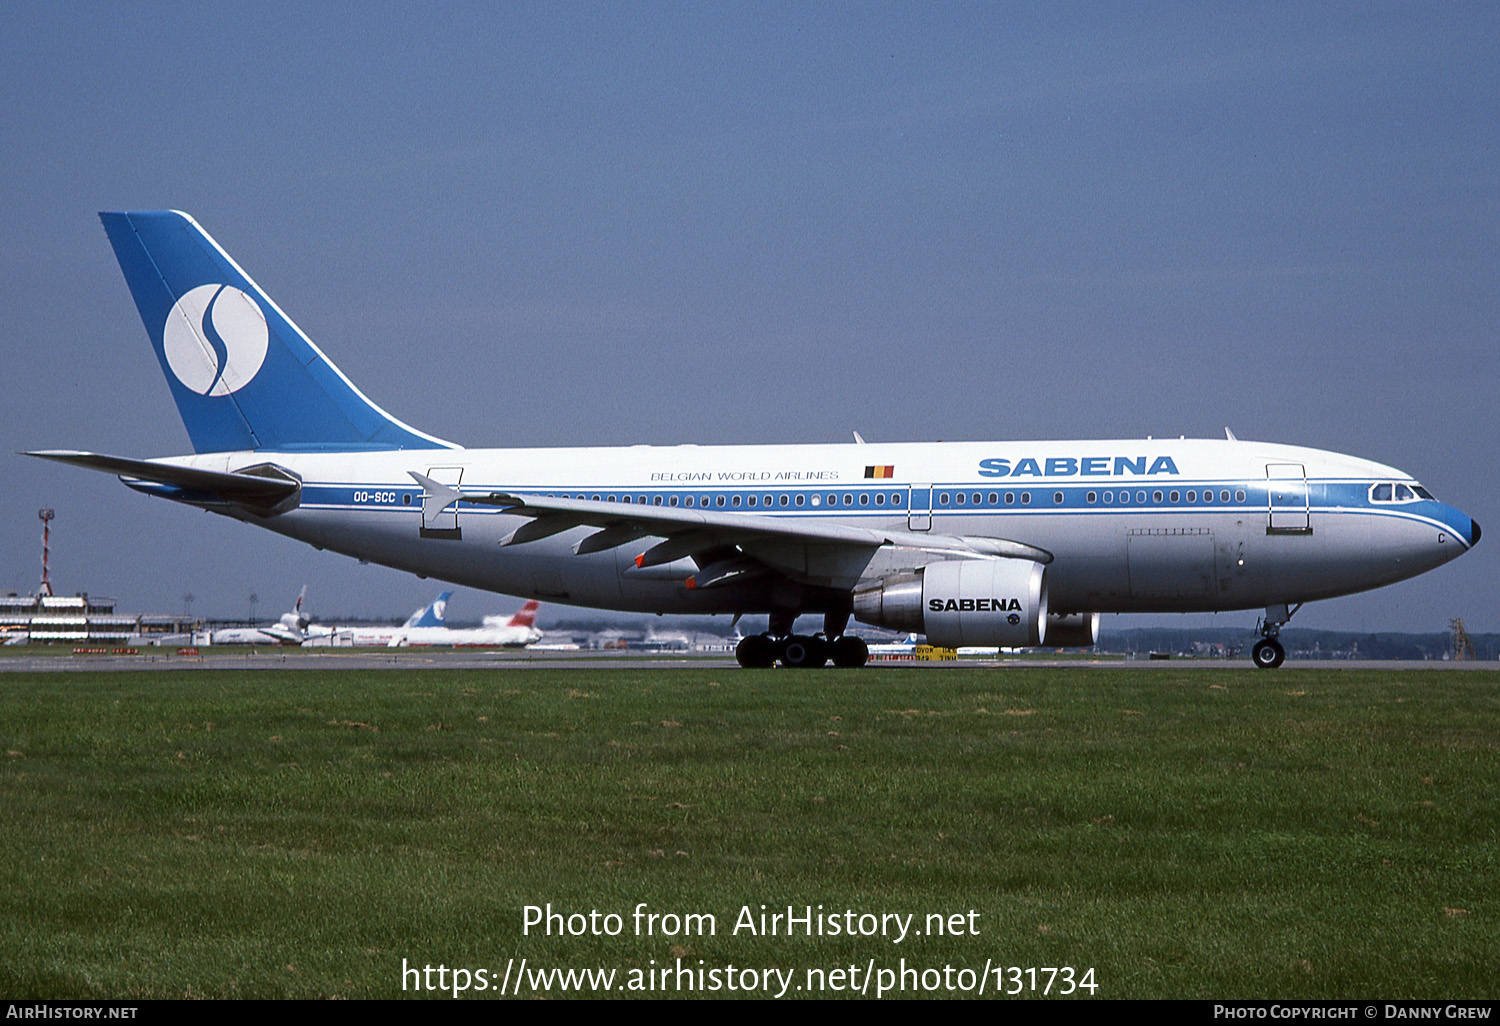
[1370,482,1432,504]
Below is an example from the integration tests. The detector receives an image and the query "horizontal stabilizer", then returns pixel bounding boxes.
[26,450,299,513]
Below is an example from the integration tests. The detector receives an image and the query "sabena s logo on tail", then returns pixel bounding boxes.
[101,210,454,451]
[163,284,268,396]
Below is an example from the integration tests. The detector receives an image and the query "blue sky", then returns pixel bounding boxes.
[3,2,1496,631]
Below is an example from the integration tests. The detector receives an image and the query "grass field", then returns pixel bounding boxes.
[1,666,1496,999]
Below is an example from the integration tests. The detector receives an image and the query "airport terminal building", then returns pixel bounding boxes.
[0,593,191,645]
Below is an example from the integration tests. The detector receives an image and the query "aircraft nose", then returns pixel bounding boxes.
[1470,518,1482,547]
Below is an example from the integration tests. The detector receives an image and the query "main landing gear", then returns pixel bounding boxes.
[735,633,870,669]
[735,607,870,668]
[1251,602,1302,670]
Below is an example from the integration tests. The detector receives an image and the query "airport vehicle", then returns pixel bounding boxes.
[30,212,1480,669]
[317,593,543,648]
[209,585,328,645]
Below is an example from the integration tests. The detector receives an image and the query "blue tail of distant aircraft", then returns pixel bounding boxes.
[99,211,455,454]
[404,591,453,629]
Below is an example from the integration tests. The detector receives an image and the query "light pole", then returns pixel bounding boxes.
[38,509,54,597]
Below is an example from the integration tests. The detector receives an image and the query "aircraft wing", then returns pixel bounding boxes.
[410,472,1051,588]
[27,451,300,513]
[259,624,305,644]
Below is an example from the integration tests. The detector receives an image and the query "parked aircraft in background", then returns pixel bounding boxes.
[309,592,543,648]
[210,586,329,645]
[308,590,451,647]
[865,633,921,657]
[31,212,1480,670]
[639,625,692,651]
[389,595,542,648]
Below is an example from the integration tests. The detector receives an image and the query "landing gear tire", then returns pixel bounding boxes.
[780,635,828,668]
[830,635,869,668]
[1252,638,1286,669]
[735,634,777,669]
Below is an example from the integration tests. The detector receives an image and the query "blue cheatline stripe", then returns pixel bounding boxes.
[301,480,1267,510]
[287,478,1469,547]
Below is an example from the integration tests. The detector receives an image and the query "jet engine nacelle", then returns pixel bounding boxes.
[1045,612,1101,648]
[852,559,1048,648]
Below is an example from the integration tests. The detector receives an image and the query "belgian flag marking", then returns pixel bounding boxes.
[864,465,895,479]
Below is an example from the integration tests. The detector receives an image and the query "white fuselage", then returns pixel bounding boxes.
[149,436,1475,620]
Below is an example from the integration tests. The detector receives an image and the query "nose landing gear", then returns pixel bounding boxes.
[1252,602,1302,669]
[1251,637,1286,669]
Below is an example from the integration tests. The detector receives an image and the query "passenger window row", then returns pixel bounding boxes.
[935,488,1247,507]
[539,491,907,509]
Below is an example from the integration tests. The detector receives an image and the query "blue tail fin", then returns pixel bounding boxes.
[404,591,453,628]
[99,211,455,453]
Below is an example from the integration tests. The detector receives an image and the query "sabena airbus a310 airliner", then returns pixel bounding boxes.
[31,212,1480,669]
